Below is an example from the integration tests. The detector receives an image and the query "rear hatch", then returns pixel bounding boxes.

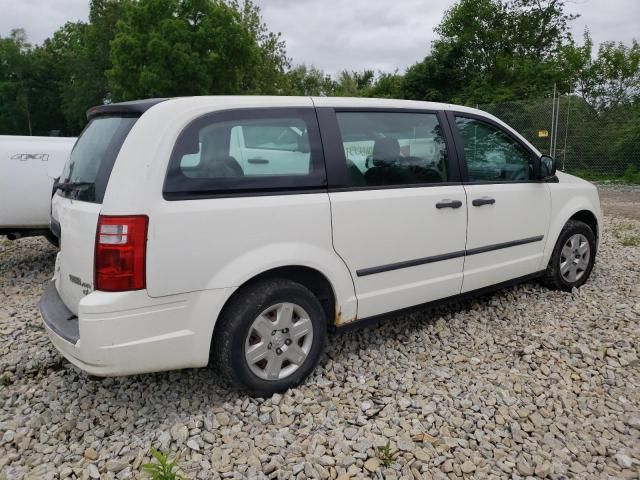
[53,115,138,314]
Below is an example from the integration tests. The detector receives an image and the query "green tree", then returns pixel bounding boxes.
[0,29,67,135]
[560,32,640,110]
[230,0,289,94]
[592,40,640,108]
[403,0,577,104]
[403,43,465,102]
[368,72,404,99]
[43,0,128,133]
[283,64,336,96]
[334,70,374,96]
[107,0,287,100]
[0,30,29,134]
[560,31,597,107]
[26,44,68,135]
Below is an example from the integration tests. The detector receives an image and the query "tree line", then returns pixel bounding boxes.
[0,0,638,140]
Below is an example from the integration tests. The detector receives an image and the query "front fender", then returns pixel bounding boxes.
[543,187,602,267]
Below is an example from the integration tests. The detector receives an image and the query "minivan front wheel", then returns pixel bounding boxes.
[213,278,326,395]
[542,219,596,291]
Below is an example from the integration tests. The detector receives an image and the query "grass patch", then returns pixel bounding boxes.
[565,167,640,184]
[612,223,640,246]
[621,235,640,247]
[623,165,640,184]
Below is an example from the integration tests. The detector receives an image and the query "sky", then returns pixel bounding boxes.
[0,0,638,75]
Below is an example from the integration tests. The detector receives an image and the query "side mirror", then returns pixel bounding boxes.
[538,154,557,180]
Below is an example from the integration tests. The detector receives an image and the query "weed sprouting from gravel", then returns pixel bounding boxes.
[142,449,185,480]
[48,355,66,372]
[27,361,44,377]
[376,441,396,467]
[0,373,13,386]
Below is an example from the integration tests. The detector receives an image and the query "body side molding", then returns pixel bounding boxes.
[356,235,544,277]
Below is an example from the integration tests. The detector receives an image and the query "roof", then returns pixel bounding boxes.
[86,96,476,121]
[87,95,496,119]
[84,96,538,154]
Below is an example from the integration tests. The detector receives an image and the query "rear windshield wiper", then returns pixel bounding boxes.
[53,180,95,194]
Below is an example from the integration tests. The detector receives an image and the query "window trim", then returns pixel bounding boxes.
[163,107,327,201]
[316,107,462,191]
[445,110,541,184]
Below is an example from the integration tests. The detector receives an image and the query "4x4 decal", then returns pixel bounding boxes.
[10,153,50,161]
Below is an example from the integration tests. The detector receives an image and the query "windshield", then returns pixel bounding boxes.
[60,116,138,203]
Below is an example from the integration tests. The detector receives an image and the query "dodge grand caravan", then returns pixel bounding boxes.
[40,96,601,395]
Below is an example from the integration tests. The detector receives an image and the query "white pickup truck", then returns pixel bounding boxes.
[0,135,76,241]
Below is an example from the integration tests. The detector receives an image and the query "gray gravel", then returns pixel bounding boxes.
[595,183,640,194]
[0,215,639,480]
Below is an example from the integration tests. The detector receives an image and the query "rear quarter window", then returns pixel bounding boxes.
[163,108,326,199]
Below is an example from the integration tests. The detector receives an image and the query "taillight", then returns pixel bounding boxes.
[95,215,148,292]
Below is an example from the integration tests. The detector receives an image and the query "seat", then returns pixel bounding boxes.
[346,159,366,186]
[364,137,405,186]
[200,133,244,178]
[370,137,401,166]
[207,155,244,177]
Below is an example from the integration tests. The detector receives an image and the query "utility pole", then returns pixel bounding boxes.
[553,93,560,158]
[549,83,556,156]
[562,95,571,170]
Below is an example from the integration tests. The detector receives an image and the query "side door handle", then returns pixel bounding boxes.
[472,197,496,207]
[248,158,269,164]
[435,199,463,209]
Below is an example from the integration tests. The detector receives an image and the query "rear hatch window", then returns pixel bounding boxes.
[59,116,138,203]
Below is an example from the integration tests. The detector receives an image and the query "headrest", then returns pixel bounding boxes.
[372,137,400,162]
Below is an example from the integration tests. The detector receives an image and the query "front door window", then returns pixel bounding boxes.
[454,116,532,182]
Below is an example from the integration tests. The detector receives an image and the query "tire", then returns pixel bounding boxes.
[212,278,327,396]
[542,220,596,291]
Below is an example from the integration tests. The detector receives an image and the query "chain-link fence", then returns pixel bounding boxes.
[477,96,640,177]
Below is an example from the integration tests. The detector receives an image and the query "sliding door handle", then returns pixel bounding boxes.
[435,199,463,209]
[472,197,496,207]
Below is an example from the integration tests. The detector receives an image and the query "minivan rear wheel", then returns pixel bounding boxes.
[212,278,326,395]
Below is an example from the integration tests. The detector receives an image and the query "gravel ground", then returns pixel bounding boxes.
[0,214,639,480]
[597,184,640,221]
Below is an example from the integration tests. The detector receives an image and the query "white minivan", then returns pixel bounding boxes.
[40,96,602,395]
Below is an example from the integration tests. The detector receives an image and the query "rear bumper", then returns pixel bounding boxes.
[39,281,235,376]
[39,282,79,343]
